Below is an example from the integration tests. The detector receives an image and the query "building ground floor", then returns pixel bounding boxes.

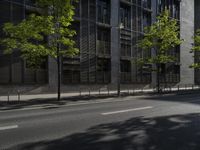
[0,54,198,95]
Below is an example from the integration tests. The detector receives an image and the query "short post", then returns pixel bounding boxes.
[7,92,10,103]
[192,85,194,90]
[89,88,91,96]
[79,89,81,96]
[178,85,179,92]
[17,90,20,102]
[108,87,110,96]
[99,89,101,95]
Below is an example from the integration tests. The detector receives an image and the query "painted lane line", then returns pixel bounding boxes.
[101,106,153,115]
[0,125,18,131]
[0,97,141,113]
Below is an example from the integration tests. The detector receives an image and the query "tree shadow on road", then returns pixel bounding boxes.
[0,95,118,111]
[8,113,200,150]
[141,93,200,106]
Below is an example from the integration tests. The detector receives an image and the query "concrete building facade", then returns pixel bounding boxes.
[0,0,198,94]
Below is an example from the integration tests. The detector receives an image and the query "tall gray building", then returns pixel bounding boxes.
[0,0,198,93]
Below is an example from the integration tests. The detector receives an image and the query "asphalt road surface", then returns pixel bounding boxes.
[1,94,200,150]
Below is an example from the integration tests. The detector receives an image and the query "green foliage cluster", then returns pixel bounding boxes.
[1,0,79,68]
[191,29,200,69]
[138,9,182,67]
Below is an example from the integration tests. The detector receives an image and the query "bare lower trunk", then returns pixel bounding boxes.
[57,44,61,101]
[157,64,160,93]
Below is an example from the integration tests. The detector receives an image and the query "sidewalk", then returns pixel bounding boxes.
[0,86,200,102]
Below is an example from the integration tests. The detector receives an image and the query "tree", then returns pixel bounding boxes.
[137,9,182,93]
[191,29,200,69]
[1,0,79,100]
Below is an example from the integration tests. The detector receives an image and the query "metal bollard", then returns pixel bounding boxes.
[7,92,10,103]
[17,90,20,102]
[79,90,81,96]
[99,89,101,95]
[89,88,91,96]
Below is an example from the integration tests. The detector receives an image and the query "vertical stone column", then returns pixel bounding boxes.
[179,0,195,85]
[48,57,58,91]
[194,0,200,84]
[111,0,120,86]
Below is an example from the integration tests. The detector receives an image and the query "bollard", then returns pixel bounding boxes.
[108,88,110,96]
[79,90,81,96]
[99,89,101,95]
[89,88,91,96]
[7,92,10,103]
[178,85,180,92]
[17,90,20,102]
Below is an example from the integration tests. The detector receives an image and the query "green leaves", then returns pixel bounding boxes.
[191,29,200,69]
[137,9,182,66]
[1,0,79,68]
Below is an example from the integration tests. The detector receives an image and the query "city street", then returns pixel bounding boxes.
[1,94,200,150]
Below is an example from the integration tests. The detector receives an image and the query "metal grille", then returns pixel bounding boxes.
[80,0,97,83]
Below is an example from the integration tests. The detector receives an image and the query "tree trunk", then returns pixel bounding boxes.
[157,64,160,93]
[57,45,61,101]
[164,66,167,90]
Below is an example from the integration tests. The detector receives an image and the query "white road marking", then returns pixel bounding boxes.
[0,96,143,113]
[0,125,18,131]
[101,106,153,115]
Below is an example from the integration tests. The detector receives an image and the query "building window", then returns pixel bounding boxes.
[142,0,151,9]
[97,58,111,83]
[160,64,180,83]
[157,0,180,19]
[97,27,110,55]
[120,60,131,83]
[121,43,131,57]
[25,0,36,6]
[120,4,131,29]
[97,0,110,24]
[62,57,80,84]
[142,11,151,31]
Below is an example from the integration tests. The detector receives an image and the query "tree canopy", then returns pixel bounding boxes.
[138,9,182,66]
[191,29,200,69]
[1,0,79,68]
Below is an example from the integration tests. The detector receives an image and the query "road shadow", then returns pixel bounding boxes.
[0,95,119,111]
[140,92,200,106]
[7,113,200,150]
